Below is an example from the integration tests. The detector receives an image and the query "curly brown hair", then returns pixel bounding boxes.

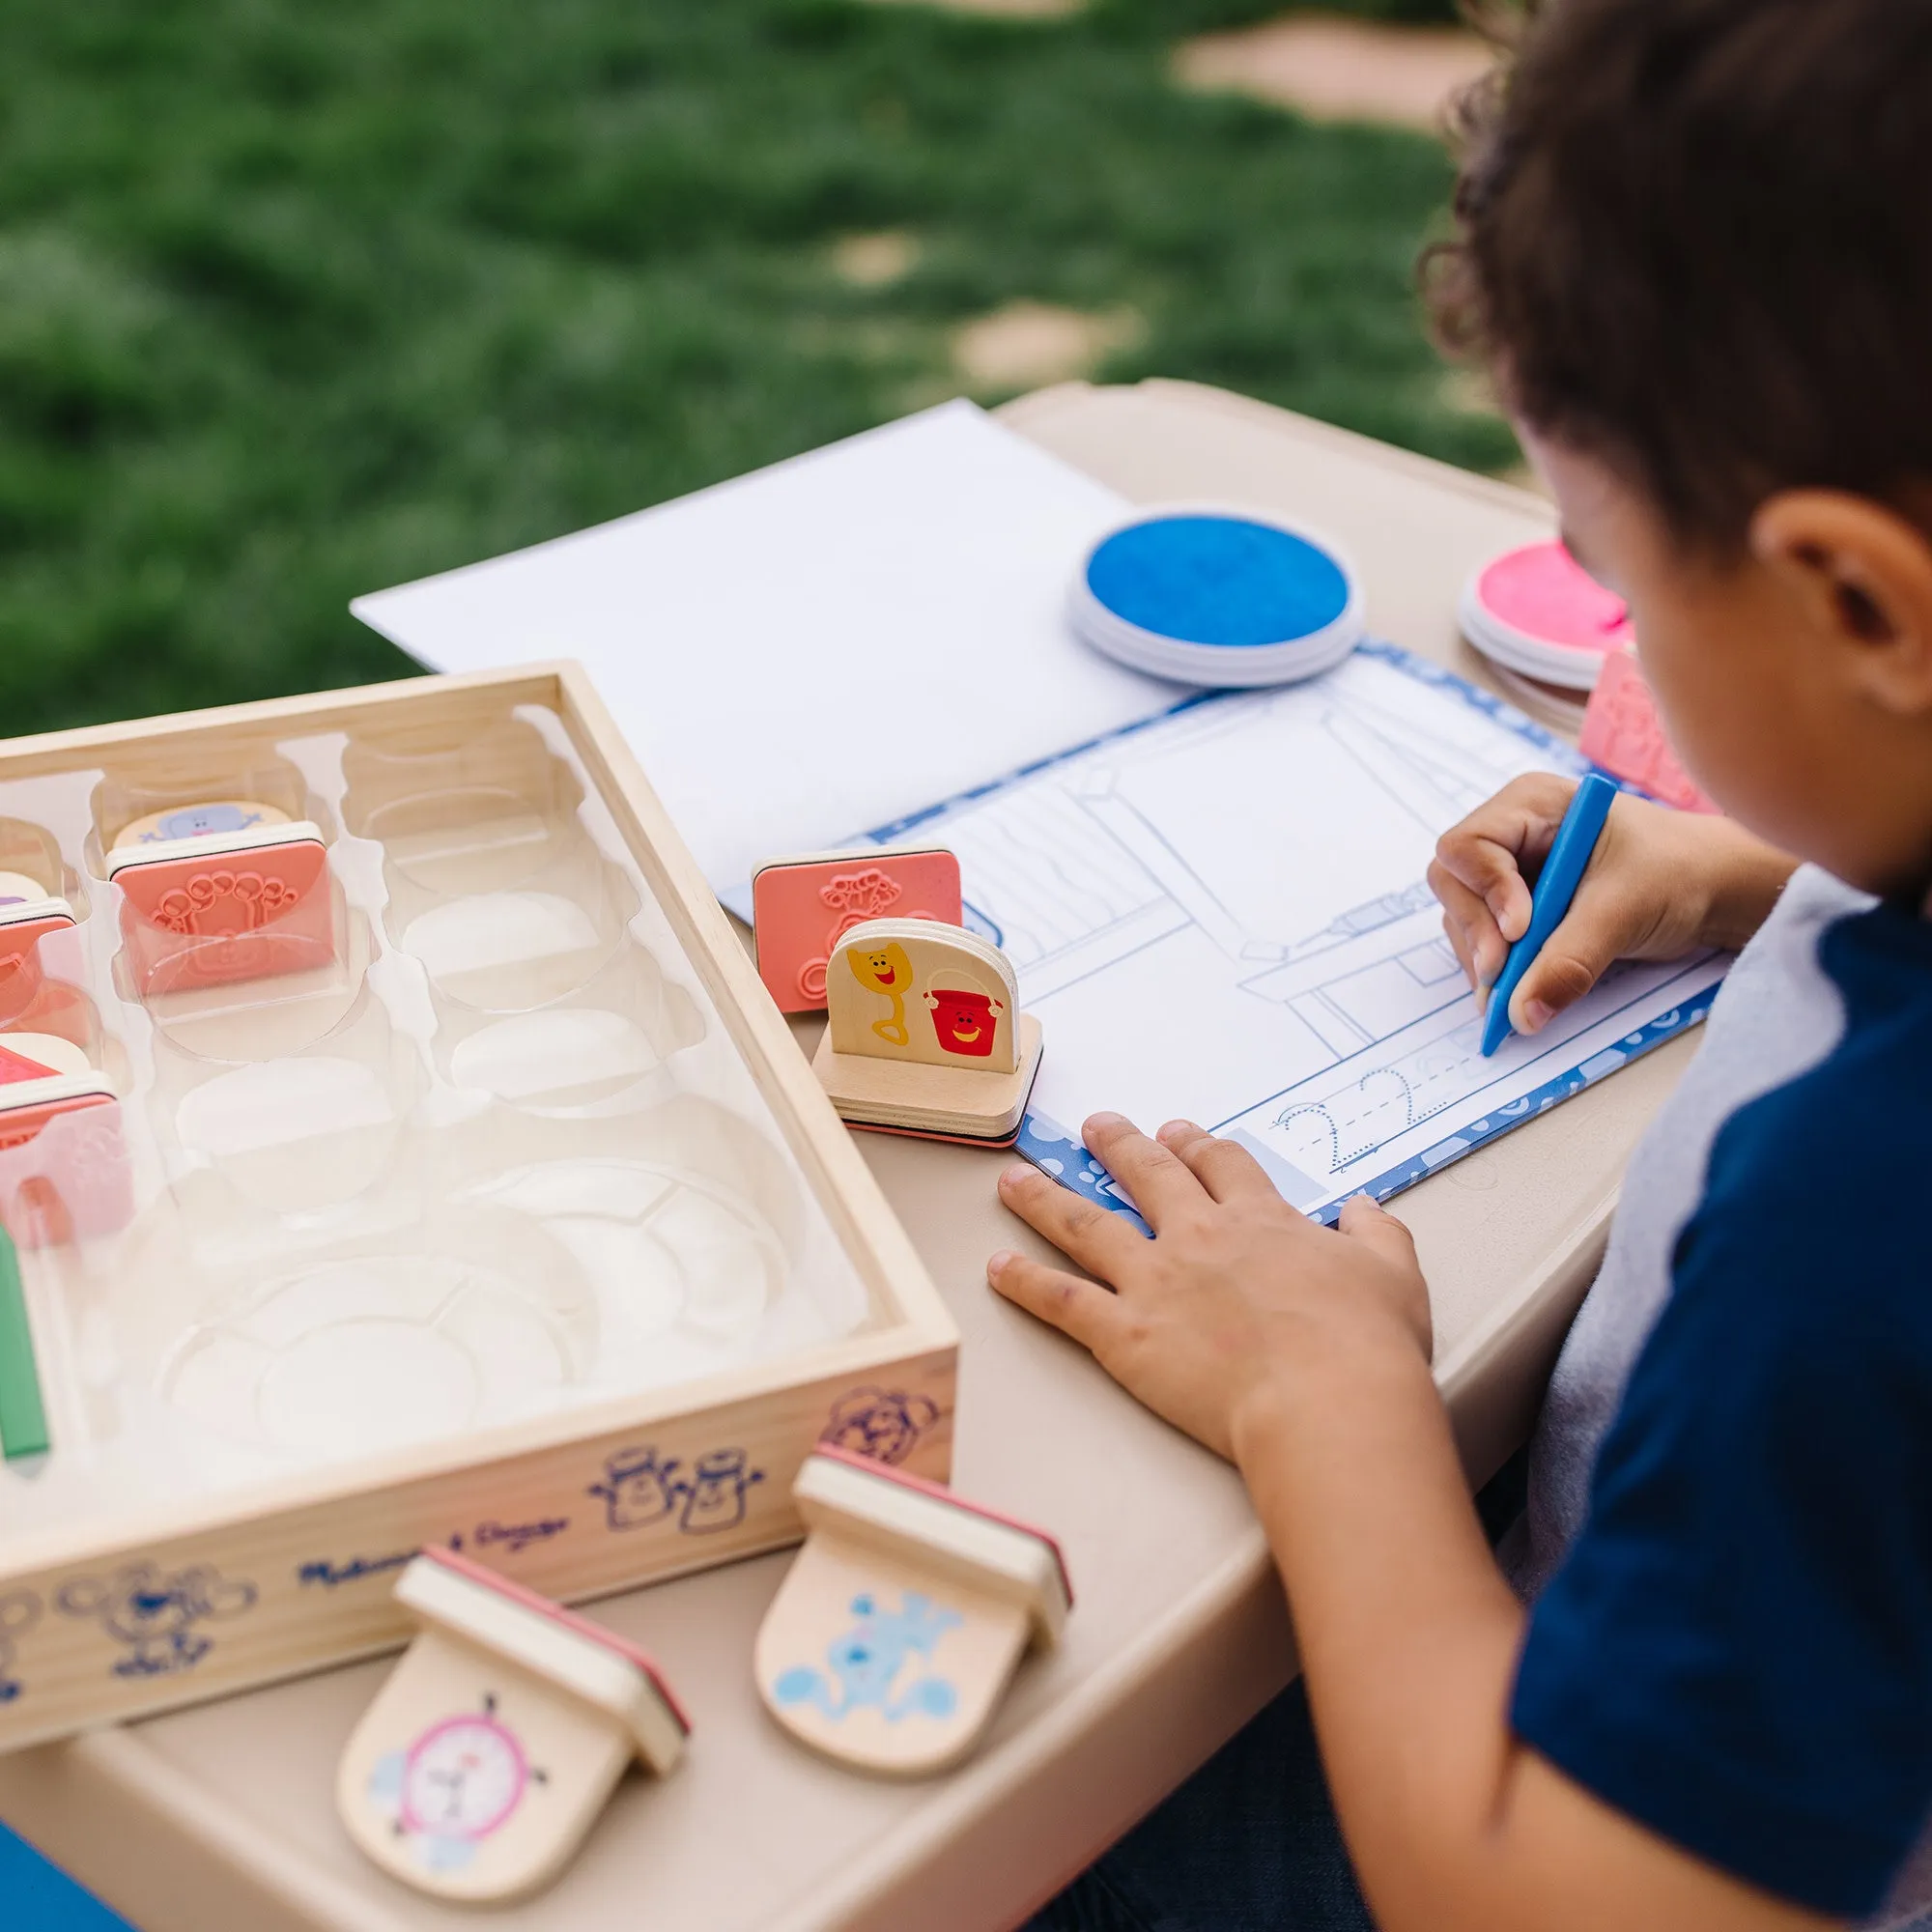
[1424,0,1932,554]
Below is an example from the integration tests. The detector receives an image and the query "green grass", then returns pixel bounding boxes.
[0,0,1507,734]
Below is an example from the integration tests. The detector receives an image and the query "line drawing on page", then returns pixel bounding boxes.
[865,644,1726,1222]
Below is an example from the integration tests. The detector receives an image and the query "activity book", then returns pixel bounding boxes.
[864,642,1725,1227]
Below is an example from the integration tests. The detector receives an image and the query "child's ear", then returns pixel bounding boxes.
[1750,491,1932,716]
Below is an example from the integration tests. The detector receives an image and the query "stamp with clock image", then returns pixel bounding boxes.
[336,1547,688,1903]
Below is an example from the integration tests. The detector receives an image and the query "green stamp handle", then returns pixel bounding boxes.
[0,1226,48,1461]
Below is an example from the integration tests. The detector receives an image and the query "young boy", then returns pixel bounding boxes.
[990,2,1932,1927]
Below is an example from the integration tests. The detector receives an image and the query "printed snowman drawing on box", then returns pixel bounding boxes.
[366,1691,549,1878]
[586,1441,766,1536]
[586,1444,683,1531]
[679,1447,762,1533]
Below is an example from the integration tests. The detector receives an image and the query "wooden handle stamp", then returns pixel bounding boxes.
[0,1032,130,1248]
[752,845,963,1013]
[0,892,78,1007]
[754,1445,1070,1777]
[337,1546,689,1904]
[810,918,1044,1145]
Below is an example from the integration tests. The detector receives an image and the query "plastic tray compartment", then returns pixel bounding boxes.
[341,713,587,898]
[151,986,429,1217]
[0,667,955,1757]
[428,935,705,1115]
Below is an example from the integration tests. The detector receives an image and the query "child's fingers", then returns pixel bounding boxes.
[986,1248,1121,1353]
[1337,1193,1418,1267]
[1432,772,1577,940]
[997,1160,1148,1279]
[1505,866,1638,1033]
[1428,858,1508,995]
[1154,1120,1279,1203]
[1336,1197,1432,1352]
[1081,1112,1208,1229]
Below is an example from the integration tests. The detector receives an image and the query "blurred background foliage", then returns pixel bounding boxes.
[0,0,1501,733]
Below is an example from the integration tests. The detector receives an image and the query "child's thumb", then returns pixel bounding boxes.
[1508,898,1624,1033]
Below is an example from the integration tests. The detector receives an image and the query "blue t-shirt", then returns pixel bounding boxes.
[1512,875,1932,1920]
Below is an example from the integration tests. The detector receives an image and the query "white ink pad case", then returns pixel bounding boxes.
[1068,505,1364,688]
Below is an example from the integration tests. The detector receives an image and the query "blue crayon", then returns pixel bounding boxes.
[1480,773,1619,1058]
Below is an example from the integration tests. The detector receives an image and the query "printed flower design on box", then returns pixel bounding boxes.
[366,1691,549,1878]
[56,1561,257,1679]
[820,1387,940,1467]
[0,1590,41,1703]
[772,1590,961,1723]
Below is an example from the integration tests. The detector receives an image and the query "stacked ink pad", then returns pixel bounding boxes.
[1457,539,1633,691]
[1068,508,1364,688]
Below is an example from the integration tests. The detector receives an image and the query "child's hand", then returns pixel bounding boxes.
[1428,776,1796,1036]
[987,1114,1430,1463]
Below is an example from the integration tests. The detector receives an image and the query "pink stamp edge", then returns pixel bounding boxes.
[807,1441,1074,1608]
[752,847,963,1013]
[416,1545,692,1736]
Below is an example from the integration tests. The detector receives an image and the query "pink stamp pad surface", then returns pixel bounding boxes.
[1460,540,1634,690]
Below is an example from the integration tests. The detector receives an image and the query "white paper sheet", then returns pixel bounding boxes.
[850,645,1727,1221]
[351,400,1186,895]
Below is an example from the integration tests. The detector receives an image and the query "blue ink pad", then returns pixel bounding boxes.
[1069,508,1363,687]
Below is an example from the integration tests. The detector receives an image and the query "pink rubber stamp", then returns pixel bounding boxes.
[0,885,78,1020]
[1578,651,1719,814]
[105,799,337,993]
[752,845,963,1013]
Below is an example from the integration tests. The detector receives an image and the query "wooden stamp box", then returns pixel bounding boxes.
[0,666,956,1752]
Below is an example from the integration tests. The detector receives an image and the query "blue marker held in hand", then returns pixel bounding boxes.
[1479,773,1619,1058]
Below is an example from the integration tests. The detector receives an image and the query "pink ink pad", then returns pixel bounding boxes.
[1458,540,1634,691]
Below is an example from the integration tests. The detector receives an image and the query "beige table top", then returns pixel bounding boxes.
[0,379,1697,1932]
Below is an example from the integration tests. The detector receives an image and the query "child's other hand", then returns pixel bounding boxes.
[987,1115,1430,1463]
[1428,775,1794,1037]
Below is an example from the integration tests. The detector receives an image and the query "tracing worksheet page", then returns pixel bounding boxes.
[864,645,1727,1221]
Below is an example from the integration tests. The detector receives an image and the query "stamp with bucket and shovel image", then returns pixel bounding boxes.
[810,919,1043,1147]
